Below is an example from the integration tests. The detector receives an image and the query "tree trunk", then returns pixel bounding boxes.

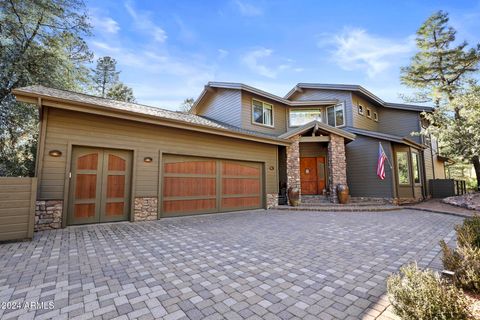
[473,155,480,191]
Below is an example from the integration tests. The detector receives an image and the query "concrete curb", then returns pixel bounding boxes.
[402,206,471,218]
[273,206,401,212]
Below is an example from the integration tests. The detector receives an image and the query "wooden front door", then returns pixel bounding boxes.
[68,147,131,225]
[300,156,326,195]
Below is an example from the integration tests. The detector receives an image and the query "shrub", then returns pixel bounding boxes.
[456,215,480,249]
[441,241,480,293]
[387,264,472,320]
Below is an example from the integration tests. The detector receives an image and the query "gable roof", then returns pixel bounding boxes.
[346,127,426,149]
[279,121,356,141]
[285,83,434,112]
[12,85,290,146]
[191,82,338,113]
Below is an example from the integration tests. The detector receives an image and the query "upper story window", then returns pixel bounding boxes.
[326,103,345,127]
[289,109,322,127]
[358,105,364,115]
[252,99,273,127]
[396,151,410,185]
[366,108,372,118]
[373,112,379,122]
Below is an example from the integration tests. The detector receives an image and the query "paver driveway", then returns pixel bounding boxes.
[0,209,461,320]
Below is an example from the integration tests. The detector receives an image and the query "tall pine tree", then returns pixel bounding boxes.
[91,56,120,98]
[401,11,480,190]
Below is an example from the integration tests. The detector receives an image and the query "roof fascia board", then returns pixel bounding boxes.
[13,90,291,146]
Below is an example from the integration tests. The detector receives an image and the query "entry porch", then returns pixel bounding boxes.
[278,121,355,204]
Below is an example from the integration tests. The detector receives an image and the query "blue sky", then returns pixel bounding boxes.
[86,0,480,110]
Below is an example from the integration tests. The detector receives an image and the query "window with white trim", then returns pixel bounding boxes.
[358,104,364,115]
[289,109,322,127]
[373,112,378,121]
[366,108,372,118]
[326,103,345,127]
[252,99,273,126]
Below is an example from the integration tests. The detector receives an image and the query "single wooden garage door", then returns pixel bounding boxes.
[162,155,263,217]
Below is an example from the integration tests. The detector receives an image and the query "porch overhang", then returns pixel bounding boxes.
[346,128,426,149]
[278,121,356,141]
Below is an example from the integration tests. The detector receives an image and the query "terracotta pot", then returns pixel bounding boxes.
[287,187,300,206]
[337,184,350,204]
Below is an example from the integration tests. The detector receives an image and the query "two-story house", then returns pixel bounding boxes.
[12,82,447,229]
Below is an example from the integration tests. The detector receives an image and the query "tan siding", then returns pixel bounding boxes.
[196,88,242,127]
[424,146,434,194]
[351,94,380,131]
[0,177,36,241]
[40,108,278,202]
[299,143,327,157]
[241,91,288,135]
[433,157,446,179]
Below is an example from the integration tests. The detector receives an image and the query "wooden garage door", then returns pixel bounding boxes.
[68,147,132,225]
[162,155,263,217]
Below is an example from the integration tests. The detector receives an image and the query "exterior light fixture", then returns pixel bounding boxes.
[49,150,62,157]
[144,157,153,163]
[269,166,275,171]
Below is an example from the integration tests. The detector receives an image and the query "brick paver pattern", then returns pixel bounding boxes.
[0,209,461,320]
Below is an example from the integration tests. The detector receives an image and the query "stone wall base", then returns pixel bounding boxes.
[266,194,279,209]
[134,197,158,221]
[35,200,63,231]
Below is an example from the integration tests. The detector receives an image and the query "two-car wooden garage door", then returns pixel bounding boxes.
[162,155,263,217]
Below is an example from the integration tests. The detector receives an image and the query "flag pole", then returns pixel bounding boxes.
[379,142,393,169]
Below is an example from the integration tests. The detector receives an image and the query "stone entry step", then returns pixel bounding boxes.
[274,205,401,212]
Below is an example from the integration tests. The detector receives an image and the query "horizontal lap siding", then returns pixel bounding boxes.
[345,136,394,198]
[241,91,288,135]
[0,178,36,241]
[351,94,380,131]
[378,109,421,143]
[197,89,242,127]
[40,108,278,200]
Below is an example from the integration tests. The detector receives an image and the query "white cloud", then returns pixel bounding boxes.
[91,15,120,34]
[233,0,263,16]
[243,48,297,78]
[124,1,167,43]
[320,28,415,77]
[218,49,229,59]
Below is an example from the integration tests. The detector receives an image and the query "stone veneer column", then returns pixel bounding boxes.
[328,134,347,203]
[266,194,279,209]
[134,197,158,221]
[35,200,63,231]
[286,135,301,202]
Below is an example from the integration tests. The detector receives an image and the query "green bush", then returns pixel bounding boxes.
[387,264,472,320]
[455,215,480,249]
[441,241,480,294]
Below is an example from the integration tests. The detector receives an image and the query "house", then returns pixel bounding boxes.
[12,82,447,229]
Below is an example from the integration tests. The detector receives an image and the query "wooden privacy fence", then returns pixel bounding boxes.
[0,177,37,241]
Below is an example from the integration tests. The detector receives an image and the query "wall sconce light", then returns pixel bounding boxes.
[269,166,275,171]
[144,157,153,163]
[49,150,62,157]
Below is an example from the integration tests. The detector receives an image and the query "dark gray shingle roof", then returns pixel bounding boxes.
[14,85,287,143]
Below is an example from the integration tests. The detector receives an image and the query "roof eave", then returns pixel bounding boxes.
[13,89,291,147]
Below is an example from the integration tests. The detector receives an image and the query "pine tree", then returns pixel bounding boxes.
[401,11,480,190]
[91,56,120,98]
[106,83,136,103]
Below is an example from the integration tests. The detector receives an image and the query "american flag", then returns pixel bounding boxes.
[377,143,387,180]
